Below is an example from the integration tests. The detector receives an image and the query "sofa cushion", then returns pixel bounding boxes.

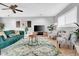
[0,37,17,49]
[0,30,24,49]
[15,31,20,35]
[0,36,4,43]
[8,34,16,37]
[0,35,24,49]
[4,30,15,38]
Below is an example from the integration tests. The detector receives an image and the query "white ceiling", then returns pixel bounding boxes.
[0,3,69,17]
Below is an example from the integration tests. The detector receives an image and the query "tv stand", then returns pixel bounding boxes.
[33,32,48,37]
[37,32,43,35]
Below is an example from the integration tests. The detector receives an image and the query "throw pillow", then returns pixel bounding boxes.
[8,34,16,37]
[0,32,7,39]
[15,31,20,35]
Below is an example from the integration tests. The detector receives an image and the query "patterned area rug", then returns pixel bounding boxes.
[1,37,61,56]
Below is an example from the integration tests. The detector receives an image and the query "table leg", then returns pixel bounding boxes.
[59,44,61,48]
[35,36,38,45]
[29,37,31,45]
[29,37,30,43]
[73,45,75,50]
[30,38,32,45]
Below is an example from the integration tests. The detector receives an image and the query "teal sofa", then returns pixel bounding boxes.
[0,30,24,54]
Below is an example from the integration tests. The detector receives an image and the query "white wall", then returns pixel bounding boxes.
[28,17,54,33]
[1,17,24,31]
[1,17,55,34]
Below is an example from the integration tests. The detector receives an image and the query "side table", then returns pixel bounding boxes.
[28,34,38,45]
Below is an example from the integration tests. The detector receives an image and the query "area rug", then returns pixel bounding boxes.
[1,37,61,56]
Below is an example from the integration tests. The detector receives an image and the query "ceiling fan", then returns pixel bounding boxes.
[0,3,23,13]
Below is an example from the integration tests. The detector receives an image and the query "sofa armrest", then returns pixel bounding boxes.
[19,31,24,35]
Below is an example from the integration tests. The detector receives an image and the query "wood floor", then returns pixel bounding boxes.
[48,38,79,56]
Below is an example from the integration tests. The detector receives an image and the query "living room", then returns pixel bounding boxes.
[0,3,79,56]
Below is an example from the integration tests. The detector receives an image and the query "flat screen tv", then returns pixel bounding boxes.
[34,25,45,32]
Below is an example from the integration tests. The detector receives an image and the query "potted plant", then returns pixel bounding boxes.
[74,23,79,32]
[74,23,79,39]
[74,23,79,54]
[0,23,5,31]
[25,27,28,34]
[47,24,56,34]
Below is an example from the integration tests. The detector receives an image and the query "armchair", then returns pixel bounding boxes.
[57,31,77,49]
[57,31,71,48]
[70,33,77,49]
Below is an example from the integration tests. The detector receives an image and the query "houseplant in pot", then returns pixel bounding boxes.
[47,24,56,39]
[74,23,79,39]
[47,24,56,34]
[25,27,28,34]
[74,23,79,53]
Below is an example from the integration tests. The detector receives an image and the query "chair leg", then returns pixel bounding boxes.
[57,41,58,44]
[59,44,61,48]
[73,45,75,50]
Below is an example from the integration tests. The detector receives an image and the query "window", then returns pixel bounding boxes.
[58,15,65,27]
[58,7,77,27]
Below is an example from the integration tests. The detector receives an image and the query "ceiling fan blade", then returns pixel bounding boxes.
[14,5,18,8]
[0,3,9,7]
[12,10,16,13]
[15,9,23,12]
[2,8,9,10]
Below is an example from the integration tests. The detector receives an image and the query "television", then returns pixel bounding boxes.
[34,25,45,32]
